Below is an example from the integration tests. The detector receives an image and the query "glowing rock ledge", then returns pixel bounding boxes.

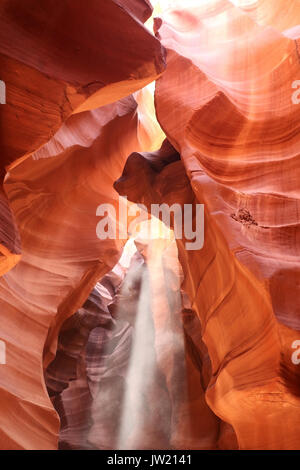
[0,0,299,451]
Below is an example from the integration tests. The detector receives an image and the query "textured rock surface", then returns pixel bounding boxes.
[46,235,235,450]
[0,1,165,449]
[0,0,299,451]
[0,0,165,167]
[0,188,21,275]
[152,0,300,449]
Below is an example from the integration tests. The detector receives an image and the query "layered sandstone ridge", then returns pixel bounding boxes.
[152,0,300,449]
[0,0,166,449]
[0,0,299,451]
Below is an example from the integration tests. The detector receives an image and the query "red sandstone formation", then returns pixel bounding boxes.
[0,0,165,449]
[0,0,299,451]
[0,188,21,275]
[152,0,300,449]
[0,0,164,166]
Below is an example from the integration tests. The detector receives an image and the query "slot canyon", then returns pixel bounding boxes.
[0,0,300,451]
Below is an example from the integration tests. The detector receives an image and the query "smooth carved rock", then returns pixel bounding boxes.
[0,188,21,276]
[0,0,165,168]
[115,141,239,449]
[0,0,166,449]
[0,0,299,451]
[0,92,160,449]
[152,1,300,449]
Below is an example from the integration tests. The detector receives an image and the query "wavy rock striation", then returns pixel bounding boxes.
[150,0,300,449]
[0,0,299,451]
[0,0,165,449]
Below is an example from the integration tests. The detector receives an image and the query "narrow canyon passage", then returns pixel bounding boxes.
[0,0,299,451]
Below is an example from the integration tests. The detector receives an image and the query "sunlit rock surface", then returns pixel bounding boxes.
[0,0,299,450]
[153,0,300,450]
[0,188,21,275]
[0,0,165,167]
